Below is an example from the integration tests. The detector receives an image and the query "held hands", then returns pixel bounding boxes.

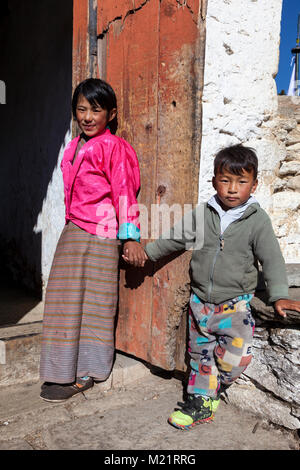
[274,299,300,318]
[122,241,148,267]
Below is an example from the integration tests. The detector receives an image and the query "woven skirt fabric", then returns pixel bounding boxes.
[40,222,120,384]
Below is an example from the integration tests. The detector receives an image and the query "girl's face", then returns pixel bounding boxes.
[75,94,116,138]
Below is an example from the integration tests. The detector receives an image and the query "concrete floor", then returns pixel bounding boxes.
[0,373,298,451]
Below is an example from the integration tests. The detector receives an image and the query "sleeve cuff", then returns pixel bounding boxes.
[268,285,289,303]
[117,223,141,242]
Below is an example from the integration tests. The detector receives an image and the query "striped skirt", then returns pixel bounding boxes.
[39,222,120,384]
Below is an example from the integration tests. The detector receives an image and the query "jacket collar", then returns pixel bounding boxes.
[62,128,111,188]
[208,194,259,219]
[207,195,260,234]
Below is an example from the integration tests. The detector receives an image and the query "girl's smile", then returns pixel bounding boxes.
[76,94,116,138]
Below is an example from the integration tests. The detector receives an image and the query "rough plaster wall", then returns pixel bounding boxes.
[199,0,300,262]
[33,129,71,293]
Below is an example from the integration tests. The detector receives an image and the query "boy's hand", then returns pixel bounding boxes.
[122,241,148,267]
[274,299,300,318]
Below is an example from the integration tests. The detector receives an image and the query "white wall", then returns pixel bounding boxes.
[199,0,282,200]
[199,0,300,262]
[34,128,71,292]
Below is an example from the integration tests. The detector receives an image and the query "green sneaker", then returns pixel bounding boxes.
[211,383,228,412]
[168,395,214,430]
[211,397,220,413]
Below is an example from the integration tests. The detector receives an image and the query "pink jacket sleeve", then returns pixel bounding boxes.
[107,139,141,241]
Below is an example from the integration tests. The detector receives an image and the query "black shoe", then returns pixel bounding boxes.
[40,377,94,402]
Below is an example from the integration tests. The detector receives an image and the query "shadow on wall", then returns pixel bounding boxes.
[0,0,73,312]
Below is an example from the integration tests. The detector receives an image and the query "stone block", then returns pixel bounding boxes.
[245,284,300,430]
[285,129,300,146]
[287,175,300,191]
[284,142,300,152]
[111,363,124,389]
[95,373,113,393]
[114,353,150,386]
[271,191,300,211]
[248,328,300,406]
[280,118,298,131]
[0,322,42,387]
[278,161,300,177]
[226,383,300,430]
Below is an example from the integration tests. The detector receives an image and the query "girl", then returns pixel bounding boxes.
[40,78,147,402]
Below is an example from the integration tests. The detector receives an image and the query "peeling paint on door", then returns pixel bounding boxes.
[73,0,207,370]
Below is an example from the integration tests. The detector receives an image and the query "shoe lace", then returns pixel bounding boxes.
[176,395,205,413]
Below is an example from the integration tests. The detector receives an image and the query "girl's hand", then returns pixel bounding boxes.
[122,241,148,267]
[274,299,300,318]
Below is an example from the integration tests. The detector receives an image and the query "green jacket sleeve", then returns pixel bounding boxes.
[252,211,289,303]
[144,205,204,262]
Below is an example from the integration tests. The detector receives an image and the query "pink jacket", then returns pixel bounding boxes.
[61,128,141,240]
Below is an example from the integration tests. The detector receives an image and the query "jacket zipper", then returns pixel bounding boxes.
[207,235,224,303]
[206,203,257,303]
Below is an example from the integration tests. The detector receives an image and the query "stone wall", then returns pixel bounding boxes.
[199,0,299,264]
[228,280,300,431]
[199,0,300,432]
[270,96,300,262]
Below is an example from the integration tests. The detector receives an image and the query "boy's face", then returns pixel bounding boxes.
[213,167,258,210]
[75,94,116,138]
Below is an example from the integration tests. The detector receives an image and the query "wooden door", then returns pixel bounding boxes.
[73,0,207,370]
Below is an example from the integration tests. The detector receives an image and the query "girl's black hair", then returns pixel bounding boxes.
[72,78,118,134]
[214,145,258,179]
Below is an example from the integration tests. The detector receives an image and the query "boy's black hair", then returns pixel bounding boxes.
[214,144,258,179]
[72,78,118,134]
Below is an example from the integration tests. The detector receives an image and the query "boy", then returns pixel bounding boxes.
[123,145,300,430]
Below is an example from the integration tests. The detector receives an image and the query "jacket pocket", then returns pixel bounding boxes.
[190,248,217,290]
[213,250,248,293]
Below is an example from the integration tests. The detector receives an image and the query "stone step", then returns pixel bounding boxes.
[0,322,43,386]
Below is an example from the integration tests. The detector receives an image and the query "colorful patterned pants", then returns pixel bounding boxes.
[188,293,255,398]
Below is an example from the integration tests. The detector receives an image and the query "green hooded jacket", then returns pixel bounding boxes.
[144,202,289,304]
